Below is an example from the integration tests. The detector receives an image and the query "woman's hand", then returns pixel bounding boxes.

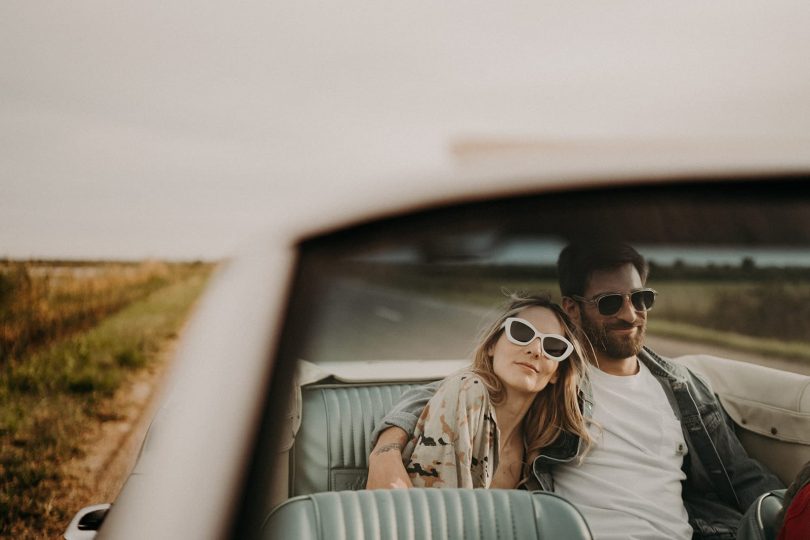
[366,427,413,489]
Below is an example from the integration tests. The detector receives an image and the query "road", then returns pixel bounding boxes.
[301,278,810,376]
[300,279,493,363]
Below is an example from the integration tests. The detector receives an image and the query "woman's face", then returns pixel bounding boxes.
[490,306,564,398]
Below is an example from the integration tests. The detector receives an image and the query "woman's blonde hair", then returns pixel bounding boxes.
[470,293,592,476]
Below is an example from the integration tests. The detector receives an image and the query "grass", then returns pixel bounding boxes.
[648,319,810,362]
[0,265,212,539]
[0,260,207,365]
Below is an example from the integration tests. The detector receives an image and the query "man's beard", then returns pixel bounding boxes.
[580,314,646,359]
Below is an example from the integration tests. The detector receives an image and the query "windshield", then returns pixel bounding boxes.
[285,179,810,375]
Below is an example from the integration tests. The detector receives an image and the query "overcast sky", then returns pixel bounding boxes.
[3,2,810,260]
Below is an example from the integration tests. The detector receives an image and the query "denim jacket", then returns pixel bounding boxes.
[372,347,783,539]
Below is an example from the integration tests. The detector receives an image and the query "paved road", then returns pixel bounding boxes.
[302,278,810,376]
[300,278,495,363]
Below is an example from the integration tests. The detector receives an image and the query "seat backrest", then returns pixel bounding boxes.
[674,354,810,485]
[291,382,424,495]
[263,488,593,540]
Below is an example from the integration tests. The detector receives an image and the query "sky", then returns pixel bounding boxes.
[3,2,810,260]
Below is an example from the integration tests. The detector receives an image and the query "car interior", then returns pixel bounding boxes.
[235,178,810,539]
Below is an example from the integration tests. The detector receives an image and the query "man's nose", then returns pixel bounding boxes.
[615,296,638,323]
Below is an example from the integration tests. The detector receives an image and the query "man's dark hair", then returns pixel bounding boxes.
[557,241,649,298]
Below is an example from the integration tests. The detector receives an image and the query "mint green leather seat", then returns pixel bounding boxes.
[292,382,423,495]
[283,383,594,538]
[263,489,593,539]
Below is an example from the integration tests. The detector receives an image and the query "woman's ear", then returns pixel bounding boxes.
[549,369,560,384]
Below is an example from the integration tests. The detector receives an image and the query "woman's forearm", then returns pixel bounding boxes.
[366,427,413,489]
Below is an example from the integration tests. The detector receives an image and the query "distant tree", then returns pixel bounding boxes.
[741,256,756,272]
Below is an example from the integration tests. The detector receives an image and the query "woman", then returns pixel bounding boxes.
[402,294,591,489]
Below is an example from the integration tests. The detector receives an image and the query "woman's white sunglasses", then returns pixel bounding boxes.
[500,317,574,362]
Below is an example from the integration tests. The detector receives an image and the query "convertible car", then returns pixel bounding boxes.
[65,169,810,539]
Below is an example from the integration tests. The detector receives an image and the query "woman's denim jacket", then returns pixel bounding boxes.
[373,346,783,540]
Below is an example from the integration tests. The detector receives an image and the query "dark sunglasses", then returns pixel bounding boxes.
[500,317,574,361]
[572,288,657,316]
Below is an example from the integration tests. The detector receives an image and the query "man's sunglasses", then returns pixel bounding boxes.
[572,288,657,316]
[500,317,574,361]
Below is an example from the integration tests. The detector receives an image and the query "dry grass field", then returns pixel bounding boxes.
[0,260,214,539]
[0,260,204,364]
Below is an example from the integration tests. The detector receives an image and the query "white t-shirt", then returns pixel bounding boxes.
[553,362,693,540]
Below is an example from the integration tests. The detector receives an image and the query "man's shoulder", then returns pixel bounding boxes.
[640,346,717,395]
[640,346,690,378]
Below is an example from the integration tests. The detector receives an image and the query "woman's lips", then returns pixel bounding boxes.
[515,362,539,373]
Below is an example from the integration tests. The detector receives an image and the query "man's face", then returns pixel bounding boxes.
[577,263,647,360]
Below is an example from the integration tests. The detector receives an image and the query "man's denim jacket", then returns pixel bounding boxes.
[372,346,783,539]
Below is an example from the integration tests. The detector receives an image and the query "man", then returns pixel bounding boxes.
[367,241,783,539]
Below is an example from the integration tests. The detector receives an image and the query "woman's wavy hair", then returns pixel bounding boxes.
[470,293,593,476]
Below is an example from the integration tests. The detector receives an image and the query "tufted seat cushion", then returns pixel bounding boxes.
[292,382,423,495]
[263,488,593,539]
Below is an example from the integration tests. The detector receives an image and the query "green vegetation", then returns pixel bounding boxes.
[646,281,810,361]
[0,262,212,538]
[647,320,810,362]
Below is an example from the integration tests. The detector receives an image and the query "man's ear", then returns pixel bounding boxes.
[562,296,581,324]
